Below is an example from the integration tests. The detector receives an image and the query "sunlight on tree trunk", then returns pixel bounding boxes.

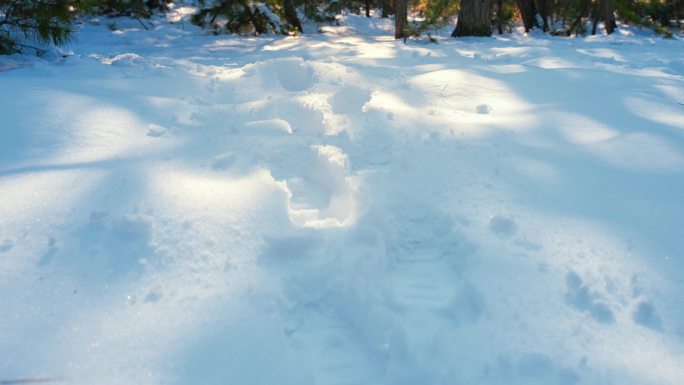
[452,0,492,36]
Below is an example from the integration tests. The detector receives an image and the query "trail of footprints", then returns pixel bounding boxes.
[141,56,667,383]
[204,58,372,229]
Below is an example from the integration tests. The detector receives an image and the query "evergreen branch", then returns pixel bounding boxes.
[0,34,48,54]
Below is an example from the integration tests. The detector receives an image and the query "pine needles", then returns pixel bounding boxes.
[0,0,78,54]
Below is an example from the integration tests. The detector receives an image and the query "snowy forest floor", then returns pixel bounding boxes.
[1,13,684,385]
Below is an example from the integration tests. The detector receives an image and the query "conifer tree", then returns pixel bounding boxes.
[394,0,407,38]
[0,0,77,54]
[516,0,539,32]
[452,0,492,36]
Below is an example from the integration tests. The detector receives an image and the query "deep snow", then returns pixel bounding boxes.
[1,12,684,385]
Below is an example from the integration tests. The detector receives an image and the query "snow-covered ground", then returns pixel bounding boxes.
[1,13,683,385]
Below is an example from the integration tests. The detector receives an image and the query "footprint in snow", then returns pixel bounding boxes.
[211,153,238,171]
[243,119,293,135]
[112,214,153,237]
[382,204,477,315]
[564,271,615,324]
[278,101,326,135]
[476,104,491,114]
[632,301,663,331]
[629,275,663,331]
[146,123,167,137]
[390,205,472,264]
[38,237,58,266]
[0,239,13,252]
[441,282,486,326]
[489,215,518,238]
[78,212,154,275]
[274,58,316,92]
[486,353,580,385]
[330,86,371,115]
[286,145,359,228]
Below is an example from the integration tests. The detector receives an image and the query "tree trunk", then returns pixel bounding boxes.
[590,0,600,35]
[452,0,492,36]
[495,0,504,34]
[601,0,616,34]
[516,0,539,32]
[534,0,549,31]
[283,0,302,32]
[381,0,393,18]
[569,0,590,35]
[395,0,408,38]
[366,0,371,17]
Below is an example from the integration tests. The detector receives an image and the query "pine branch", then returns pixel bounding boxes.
[0,0,77,50]
[0,34,47,54]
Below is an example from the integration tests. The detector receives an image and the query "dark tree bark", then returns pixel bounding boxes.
[590,0,615,34]
[570,0,591,34]
[601,0,616,34]
[366,0,371,17]
[395,0,408,38]
[494,0,504,34]
[381,0,393,18]
[516,0,539,32]
[534,0,549,31]
[452,0,492,37]
[283,0,302,32]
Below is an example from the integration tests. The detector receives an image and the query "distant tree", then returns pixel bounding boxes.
[516,0,539,32]
[544,0,619,35]
[404,0,459,39]
[598,0,616,34]
[614,0,681,36]
[381,0,394,17]
[565,0,590,34]
[535,0,549,31]
[394,0,408,38]
[195,0,374,35]
[492,0,516,33]
[191,0,289,35]
[80,0,170,18]
[493,0,504,33]
[0,0,77,54]
[282,0,303,32]
[452,0,491,36]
